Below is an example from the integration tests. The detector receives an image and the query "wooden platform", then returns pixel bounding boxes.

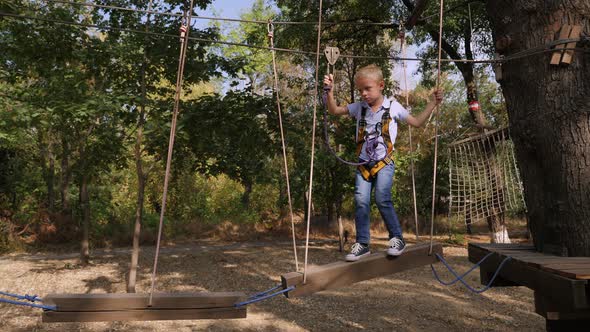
[42,292,247,322]
[468,243,590,321]
[281,242,442,298]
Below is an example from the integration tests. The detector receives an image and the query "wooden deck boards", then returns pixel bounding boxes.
[281,242,442,298]
[468,243,590,312]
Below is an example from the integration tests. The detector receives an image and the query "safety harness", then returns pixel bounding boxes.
[356,103,395,181]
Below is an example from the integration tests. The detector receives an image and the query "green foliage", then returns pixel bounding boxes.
[0,0,514,252]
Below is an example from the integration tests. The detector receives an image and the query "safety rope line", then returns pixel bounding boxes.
[148,0,195,307]
[321,108,372,166]
[432,252,493,286]
[246,284,282,300]
[429,0,445,255]
[1,11,586,65]
[267,21,299,272]
[399,28,420,241]
[43,0,399,26]
[0,297,57,311]
[0,291,56,310]
[234,286,295,307]
[0,291,41,302]
[431,253,512,293]
[303,0,324,284]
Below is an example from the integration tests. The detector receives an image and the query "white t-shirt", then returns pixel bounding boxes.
[347,97,409,161]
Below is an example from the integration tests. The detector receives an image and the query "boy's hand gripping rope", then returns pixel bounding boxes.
[321,46,372,167]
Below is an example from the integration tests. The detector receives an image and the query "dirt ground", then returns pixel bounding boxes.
[0,234,545,332]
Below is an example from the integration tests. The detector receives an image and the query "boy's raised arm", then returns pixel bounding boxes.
[324,74,349,116]
[405,89,444,128]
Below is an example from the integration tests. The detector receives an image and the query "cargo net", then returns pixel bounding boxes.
[448,127,526,224]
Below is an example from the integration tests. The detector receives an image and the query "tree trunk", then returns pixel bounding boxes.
[60,138,71,212]
[242,179,253,206]
[39,134,56,211]
[486,0,590,256]
[128,125,146,293]
[80,175,90,265]
[48,148,55,211]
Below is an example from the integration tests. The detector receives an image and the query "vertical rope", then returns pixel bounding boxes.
[429,0,445,255]
[148,0,194,306]
[400,31,419,241]
[267,22,299,271]
[303,0,324,283]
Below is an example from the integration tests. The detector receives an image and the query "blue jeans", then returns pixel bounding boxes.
[354,162,402,244]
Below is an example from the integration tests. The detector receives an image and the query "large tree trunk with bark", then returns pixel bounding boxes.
[486,0,590,256]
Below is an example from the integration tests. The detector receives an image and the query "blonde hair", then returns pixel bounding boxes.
[354,64,384,82]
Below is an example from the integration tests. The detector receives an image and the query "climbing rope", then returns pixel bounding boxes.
[429,0,445,255]
[431,253,512,294]
[148,0,195,306]
[303,0,324,284]
[399,26,420,242]
[0,291,56,311]
[267,21,300,272]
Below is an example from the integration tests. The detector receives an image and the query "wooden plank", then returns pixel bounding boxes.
[474,243,535,251]
[43,306,247,323]
[561,25,582,64]
[550,25,572,65]
[43,292,246,311]
[540,266,590,280]
[469,244,589,310]
[281,243,442,298]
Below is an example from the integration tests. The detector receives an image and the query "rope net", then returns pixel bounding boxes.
[448,127,526,225]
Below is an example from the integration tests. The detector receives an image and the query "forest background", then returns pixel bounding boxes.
[0,0,524,256]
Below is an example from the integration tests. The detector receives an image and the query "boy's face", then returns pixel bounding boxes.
[355,76,384,106]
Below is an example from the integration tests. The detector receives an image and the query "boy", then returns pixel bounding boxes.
[323,64,443,262]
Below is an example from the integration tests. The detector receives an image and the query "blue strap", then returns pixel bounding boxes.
[431,253,512,294]
[246,284,282,300]
[235,285,295,307]
[431,252,494,286]
[0,291,41,302]
[0,297,56,311]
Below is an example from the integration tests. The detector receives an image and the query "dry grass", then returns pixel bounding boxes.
[0,229,544,332]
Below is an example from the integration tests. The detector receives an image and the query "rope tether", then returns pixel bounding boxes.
[234,285,296,307]
[0,291,56,311]
[431,253,512,294]
[429,0,445,256]
[267,21,299,271]
[399,24,420,241]
[303,0,324,284]
[148,0,195,306]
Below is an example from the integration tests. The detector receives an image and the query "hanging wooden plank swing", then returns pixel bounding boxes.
[42,292,247,322]
[281,242,443,298]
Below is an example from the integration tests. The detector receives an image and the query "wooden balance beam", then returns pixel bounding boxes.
[42,292,247,322]
[281,242,442,298]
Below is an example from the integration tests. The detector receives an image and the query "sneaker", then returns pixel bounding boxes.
[387,237,406,256]
[345,243,371,262]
